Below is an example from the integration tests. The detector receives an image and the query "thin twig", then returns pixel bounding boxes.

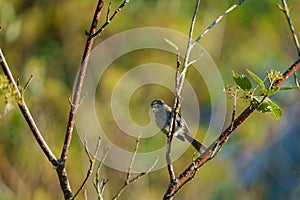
[230,91,237,131]
[112,156,159,200]
[84,189,88,200]
[193,0,245,45]
[91,0,129,38]
[0,49,58,165]
[72,137,101,199]
[112,137,140,200]
[94,147,110,200]
[112,137,158,200]
[278,0,300,89]
[278,0,300,56]
[187,51,204,67]
[178,0,201,94]
[106,0,113,22]
[23,75,33,91]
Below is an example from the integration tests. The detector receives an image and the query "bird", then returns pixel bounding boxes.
[150,99,207,154]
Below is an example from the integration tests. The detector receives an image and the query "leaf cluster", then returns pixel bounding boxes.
[0,74,18,103]
[225,69,292,120]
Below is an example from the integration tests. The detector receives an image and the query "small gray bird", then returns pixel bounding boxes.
[151,99,207,154]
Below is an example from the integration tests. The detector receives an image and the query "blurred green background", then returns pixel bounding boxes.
[0,0,300,199]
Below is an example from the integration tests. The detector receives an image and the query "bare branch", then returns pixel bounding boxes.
[278,0,300,56]
[112,137,158,200]
[84,189,88,200]
[278,0,300,90]
[186,51,204,67]
[60,0,129,172]
[94,147,110,200]
[112,136,140,200]
[57,1,106,197]
[61,0,104,163]
[91,0,129,38]
[193,0,245,45]
[0,49,58,165]
[72,137,101,199]
[23,74,33,91]
[106,0,113,22]
[178,0,201,94]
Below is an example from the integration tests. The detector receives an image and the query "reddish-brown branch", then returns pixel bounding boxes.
[57,1,105,199]
[273,58,300,87]
[164,57,300,199]
[60,0,104,163]
[91,0,129,38]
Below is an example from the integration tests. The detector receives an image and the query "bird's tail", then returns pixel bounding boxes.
[183,132,207,154]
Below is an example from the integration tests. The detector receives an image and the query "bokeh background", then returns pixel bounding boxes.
[1,0,300,199]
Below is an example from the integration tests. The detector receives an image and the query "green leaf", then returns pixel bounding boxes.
[261,87,280,95]
[269,100,282,120]
[232,70,252,91]
[280,86,300,91]
[253,97,282,119]
[246,69,265,90]
[253,97,272,113]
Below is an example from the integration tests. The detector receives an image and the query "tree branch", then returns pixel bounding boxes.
[193,0,245,45]
[72,137,101,199]
[94,147,110,200]
[278,0,300,56]
[112,137,158,200]
[0,49,58,166]
[278,0,300,88]
[91,0,129,38]
[164,57,300,199]
[57,0,105,197]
